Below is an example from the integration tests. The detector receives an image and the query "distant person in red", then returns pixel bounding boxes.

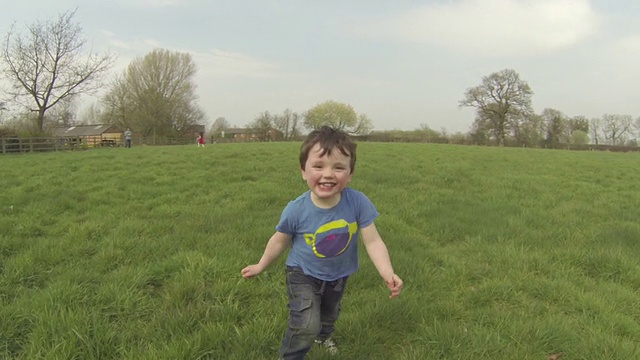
[197,132,205,147]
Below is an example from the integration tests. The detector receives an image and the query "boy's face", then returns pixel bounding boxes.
[301,143,353,206]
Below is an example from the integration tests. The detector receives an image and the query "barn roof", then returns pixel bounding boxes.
[52,125,120,137]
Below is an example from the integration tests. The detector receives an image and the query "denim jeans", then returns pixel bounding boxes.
[279,266,348,360]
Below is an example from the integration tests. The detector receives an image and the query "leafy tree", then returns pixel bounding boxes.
[416,124,445,142]
[568,116,589,134]
[102,49,205,138]
[460,69,534,146]
[513,114,545,147]
[570,130,589,145]
[1,9,115,133]
[303,100,372,135]
[542,108,567,148]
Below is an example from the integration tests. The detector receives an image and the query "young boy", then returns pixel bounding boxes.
[241,126,403,359]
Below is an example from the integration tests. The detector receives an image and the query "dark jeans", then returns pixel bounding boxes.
[279,266,348,360]
[125,139,131,148]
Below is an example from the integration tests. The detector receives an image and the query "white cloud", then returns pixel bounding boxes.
[606,34,640,90]
[351,0,600,57]
[118,0,188,9]
[192,49,280,79]
[612,34,640,55]
[96,30,279,79]
[100,30,132,50]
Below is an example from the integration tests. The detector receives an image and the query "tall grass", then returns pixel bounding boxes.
[1,143,639,359]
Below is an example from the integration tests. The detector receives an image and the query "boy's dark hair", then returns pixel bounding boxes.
[299,126,357,173]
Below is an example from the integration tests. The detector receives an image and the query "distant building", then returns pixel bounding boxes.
[52,124,123,147]
[224,127,283,141]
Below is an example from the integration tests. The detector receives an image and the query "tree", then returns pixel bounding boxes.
[589,117,602,145]
[416,124,445,142]
[542,108,567,148]
[273,108,302,140]
[102,49,206,138]
[77,102,103,125]
[353,114,373,135]
[1,9,115,133]
[601,114,633,145]
[101,74,129,128]
[513,114,544,147]
[460,69,534,146]
[0,102,8,125]
[46,96,77,127]
[568,116,589,134]
[570,130,589,145]
[248,111,274,141]
[303,100,372,135]
[209,117,230,137]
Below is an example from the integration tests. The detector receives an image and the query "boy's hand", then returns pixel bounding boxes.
[385,274,403,299]
[241,264,264,278]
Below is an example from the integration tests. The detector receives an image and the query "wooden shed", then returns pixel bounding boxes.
[52,125,124,147]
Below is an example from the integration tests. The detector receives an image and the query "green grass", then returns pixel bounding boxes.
[1,143,640,359]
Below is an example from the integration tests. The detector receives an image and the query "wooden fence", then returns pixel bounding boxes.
[1,137,77,154]
[1,136,197,154]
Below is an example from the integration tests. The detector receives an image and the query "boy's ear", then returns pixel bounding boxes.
[300,167,306,181]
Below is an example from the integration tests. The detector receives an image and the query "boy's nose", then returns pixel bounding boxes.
[321,168,334,178]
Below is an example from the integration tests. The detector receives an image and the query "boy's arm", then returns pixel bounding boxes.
[241,231,292,278]
[360,223,403,299]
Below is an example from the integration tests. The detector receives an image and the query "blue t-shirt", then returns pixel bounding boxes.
[276,187,379,281]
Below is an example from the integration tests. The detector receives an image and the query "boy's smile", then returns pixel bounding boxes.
[301,143,353,208]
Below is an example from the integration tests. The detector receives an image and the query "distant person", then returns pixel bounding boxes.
[241,126,403,359]
[197,132,205,147]
[124,128,132,148]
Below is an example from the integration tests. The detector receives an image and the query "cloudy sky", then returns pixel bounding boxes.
[1,0,639,132]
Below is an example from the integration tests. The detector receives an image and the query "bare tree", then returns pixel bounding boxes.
[460,69,534,146]
[1,9,115,133]
[248,111,274,141]
[353,113,373,135]
[46,96,78,127]
[273,108,303,140]
[601,114,633,145]
[77,101,103,125]
[209,117,230,137]
[589,117,602,145]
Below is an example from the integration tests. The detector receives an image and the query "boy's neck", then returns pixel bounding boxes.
[310,191,342,209]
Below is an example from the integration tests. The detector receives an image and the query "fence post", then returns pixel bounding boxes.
[29,138,34,153]
[1,138,4,154]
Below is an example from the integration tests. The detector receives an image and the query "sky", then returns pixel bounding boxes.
[0,0,639,133]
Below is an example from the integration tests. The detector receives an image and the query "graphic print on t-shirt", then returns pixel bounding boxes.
[303,219,358,258]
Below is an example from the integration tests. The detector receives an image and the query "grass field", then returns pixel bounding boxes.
[1,142,639,360]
